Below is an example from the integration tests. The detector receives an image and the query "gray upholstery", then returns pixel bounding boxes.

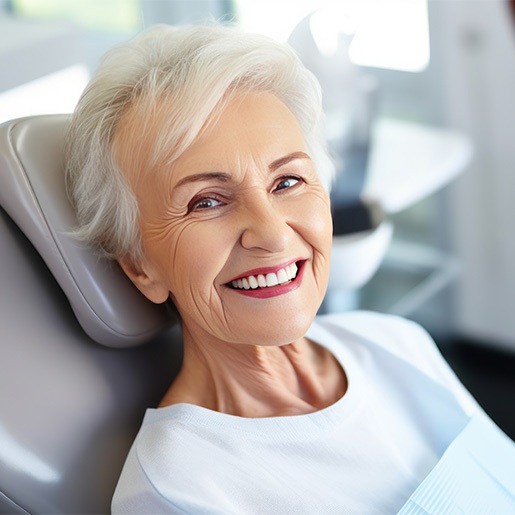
[0,116,182,514]
[0,115,176,348]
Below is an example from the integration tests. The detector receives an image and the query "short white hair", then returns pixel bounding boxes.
[65,23,334,263]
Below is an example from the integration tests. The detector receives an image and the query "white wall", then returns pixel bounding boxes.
[430,0,515,350]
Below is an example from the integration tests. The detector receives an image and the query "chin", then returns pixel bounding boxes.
[237,304,318,347]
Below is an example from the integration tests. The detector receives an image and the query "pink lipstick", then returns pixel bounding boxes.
[227,260,305,299]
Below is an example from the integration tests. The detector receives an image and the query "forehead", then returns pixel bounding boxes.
[114,91,307,191]
[202,91,302,141]
[168,92,306,175]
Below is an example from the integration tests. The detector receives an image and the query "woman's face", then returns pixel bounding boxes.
[118,91,333,347]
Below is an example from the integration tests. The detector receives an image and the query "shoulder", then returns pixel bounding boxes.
[313,311,484,417]
[111,432,186,514]
[317,311,444,380]
[314,310,435,362]
[112,407,214,514]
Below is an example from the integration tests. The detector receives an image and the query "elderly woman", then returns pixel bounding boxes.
[66,24,514,515]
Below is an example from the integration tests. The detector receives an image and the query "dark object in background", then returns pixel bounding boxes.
[332,199,384,236]
[438,337,515,441]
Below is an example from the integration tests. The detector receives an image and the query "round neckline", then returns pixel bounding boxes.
[144,320,368,439]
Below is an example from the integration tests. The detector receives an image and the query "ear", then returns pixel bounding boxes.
[118,255,170,304]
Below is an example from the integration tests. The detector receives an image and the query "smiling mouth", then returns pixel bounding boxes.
[228,262,300,290]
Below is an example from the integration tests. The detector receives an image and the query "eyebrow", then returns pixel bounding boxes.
[269,151,311,172]
[175,172,231,188]
[174,151,311,189]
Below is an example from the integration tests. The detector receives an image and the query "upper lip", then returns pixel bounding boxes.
[227,258,304,283]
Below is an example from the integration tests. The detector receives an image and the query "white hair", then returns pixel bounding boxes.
[65,23,334,263]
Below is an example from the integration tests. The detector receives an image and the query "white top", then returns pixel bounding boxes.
[112,311,485,514]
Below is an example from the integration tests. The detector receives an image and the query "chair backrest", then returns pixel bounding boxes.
[0,115,182,514]
[0,114,177,347]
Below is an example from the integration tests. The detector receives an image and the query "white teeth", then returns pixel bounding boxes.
[230,263,299,290]
[277,268,288,284]
[266,272,279,287]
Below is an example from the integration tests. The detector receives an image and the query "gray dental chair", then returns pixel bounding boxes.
[0,114,182,514]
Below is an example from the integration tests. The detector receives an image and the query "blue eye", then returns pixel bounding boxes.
[190,197,222,212]
[275,176,300,192]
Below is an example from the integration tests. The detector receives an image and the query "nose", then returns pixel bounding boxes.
[239,194,294,253]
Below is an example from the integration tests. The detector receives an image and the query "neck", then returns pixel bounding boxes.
[159,326,346,418]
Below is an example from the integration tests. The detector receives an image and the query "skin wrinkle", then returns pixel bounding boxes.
[146,213,231,333]
[190,282,226,337]
[180,336,334,417]
[116,91,345,418]
[206,277,232,331]
[162,208,232,332]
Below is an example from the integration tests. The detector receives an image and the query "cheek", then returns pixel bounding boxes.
[159,220,234,298]
[295,193,333,255]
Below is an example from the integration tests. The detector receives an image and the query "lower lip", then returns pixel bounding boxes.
[228,262,305,299]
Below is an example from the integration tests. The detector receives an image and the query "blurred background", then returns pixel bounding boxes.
[1,0,514,436]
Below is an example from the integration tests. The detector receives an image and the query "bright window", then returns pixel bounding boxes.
[236,0,430,72]
[12,0,141,33]
[0,65,90,123]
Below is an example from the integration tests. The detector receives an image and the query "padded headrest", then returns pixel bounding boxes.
[0,115,176,347]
